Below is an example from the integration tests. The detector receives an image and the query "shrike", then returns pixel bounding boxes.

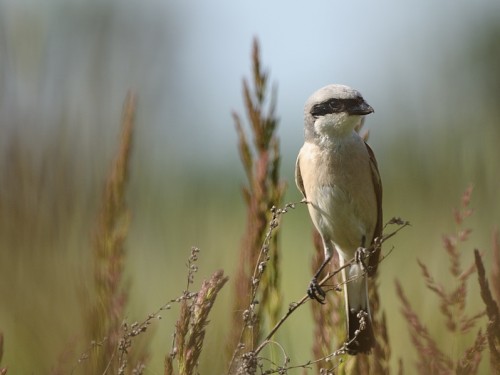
[295,84,382,354]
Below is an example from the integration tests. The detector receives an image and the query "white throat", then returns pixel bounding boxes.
[313,114,363,144]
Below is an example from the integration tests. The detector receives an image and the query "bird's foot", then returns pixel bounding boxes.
[307,277,326,304]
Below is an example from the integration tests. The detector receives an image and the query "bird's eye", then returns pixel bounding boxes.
[311,99,344,118]
[327,98,343,112]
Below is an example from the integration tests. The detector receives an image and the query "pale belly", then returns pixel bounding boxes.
[299,139,377,260]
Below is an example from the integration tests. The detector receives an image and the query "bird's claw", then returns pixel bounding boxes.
[307,277,326,304]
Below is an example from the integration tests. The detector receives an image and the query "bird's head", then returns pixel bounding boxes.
[304,84,373,140]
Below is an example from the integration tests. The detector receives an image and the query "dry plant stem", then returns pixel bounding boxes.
[164,247,229,375]
[474,249,500,371]
[252,217,409,357]
[249,204,295,312]
[190,273,228,373]
[245,216,407,374]
[258,349,343,375]
[78,249,199,375]
[227,203,295,373]
[168,270,229,375]
[251,322,375,374]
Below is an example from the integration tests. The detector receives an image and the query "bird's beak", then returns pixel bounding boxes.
[348,101,374,116]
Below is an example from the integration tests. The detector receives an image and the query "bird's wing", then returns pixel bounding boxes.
[365,142,383,276]
[295,153,307,200]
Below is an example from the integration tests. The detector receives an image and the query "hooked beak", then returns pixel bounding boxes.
[348,101,374,116]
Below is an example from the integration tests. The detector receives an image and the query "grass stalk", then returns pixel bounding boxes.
[226,37,285,369]
[82,92,139,374]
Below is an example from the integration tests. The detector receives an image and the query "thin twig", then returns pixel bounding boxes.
[253,217,409,356]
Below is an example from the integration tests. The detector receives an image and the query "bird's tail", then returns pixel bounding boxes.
[342,261,375,355]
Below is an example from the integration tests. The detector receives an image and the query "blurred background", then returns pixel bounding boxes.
[0,0,499,373]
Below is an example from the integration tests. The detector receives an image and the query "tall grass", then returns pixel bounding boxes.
[80,91,144,374]
[165,247,228,375]
[225,37,285,372]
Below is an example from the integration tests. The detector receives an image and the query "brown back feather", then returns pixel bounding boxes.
[365,142,383,276]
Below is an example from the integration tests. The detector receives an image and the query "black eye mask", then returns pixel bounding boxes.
[310,97,366,118]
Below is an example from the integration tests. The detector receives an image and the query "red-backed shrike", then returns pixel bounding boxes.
[295,84,382,354]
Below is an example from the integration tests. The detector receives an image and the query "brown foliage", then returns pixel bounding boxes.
[165,269,229,375]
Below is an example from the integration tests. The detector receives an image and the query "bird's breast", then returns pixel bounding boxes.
[298,137,377,253]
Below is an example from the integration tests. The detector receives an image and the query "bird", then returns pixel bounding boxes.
[295,84,382,355]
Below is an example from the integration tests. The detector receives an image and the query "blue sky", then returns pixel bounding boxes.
[159,0,499,162]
